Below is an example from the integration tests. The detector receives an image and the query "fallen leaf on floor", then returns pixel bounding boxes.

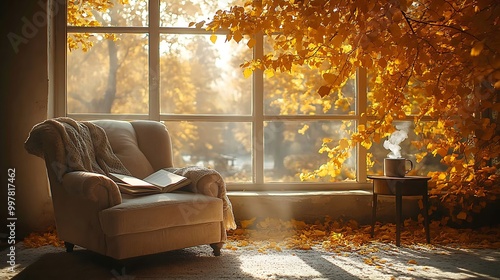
[23,226,64,248]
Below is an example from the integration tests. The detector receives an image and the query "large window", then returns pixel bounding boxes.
[55,0,440,191]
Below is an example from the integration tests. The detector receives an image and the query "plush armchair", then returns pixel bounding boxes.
[25,118,235,260]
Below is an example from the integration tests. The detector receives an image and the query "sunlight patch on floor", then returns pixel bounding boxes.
[239,254,322,279]
[323,253,477,280]
[321,255,390,279]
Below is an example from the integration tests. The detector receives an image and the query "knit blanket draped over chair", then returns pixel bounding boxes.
[166,166,236,231]
[24,117,131,182]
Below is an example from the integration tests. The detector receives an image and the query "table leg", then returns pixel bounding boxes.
[423,193,430,243]
[371,193,377,237]
[395,189,402,247]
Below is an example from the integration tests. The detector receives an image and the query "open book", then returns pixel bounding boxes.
[109,169,191,195]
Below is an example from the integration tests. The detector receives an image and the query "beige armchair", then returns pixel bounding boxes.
[25,118,235,261]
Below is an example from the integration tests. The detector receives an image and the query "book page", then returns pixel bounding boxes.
[144,169,187,188]
[109,173,156,188]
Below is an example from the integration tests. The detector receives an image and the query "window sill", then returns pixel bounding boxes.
[227,190,421,224]
[227,189,372,197]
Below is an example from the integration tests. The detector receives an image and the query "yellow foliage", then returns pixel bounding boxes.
[199,0,500,223]
[67,0,124,52]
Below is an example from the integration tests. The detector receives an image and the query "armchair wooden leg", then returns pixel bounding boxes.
[64,242,74,253]
[210,242,224,256]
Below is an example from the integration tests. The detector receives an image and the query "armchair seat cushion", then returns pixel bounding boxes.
[99,192,223,237]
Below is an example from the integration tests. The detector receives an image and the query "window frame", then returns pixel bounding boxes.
[54,0,374,191]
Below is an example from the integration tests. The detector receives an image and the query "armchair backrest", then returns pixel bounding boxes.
[92,120,174,178]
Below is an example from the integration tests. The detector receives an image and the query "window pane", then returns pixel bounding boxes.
[263,36,356,116]
[160,34,251,115]
[67,33,149,114]
[68,1,148,27]
[265,69,356,115]
[264,121,357,182]
[367,121,448,175]
[164,121,252,183]
[160,0,245,27]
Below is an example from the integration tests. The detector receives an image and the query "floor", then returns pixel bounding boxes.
[1,240,499,280]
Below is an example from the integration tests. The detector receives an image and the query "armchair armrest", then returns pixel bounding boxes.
[62,171,122,209]
[191,174,221,197]
[166,167,237,230]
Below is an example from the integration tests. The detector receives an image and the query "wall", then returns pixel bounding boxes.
[1,0,54,238]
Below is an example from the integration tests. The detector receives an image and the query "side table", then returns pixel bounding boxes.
[368,175,431,246]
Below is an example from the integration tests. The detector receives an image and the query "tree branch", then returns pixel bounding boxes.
[405,16,482,43]
[400,10,416,35]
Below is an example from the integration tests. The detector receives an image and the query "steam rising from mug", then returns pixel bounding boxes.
[383,123,410,159]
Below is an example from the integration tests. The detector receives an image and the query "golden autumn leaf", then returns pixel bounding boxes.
[243,68,253,78]
[434,147,448,157]
[300,244,312,250]
[210,34,217,44]
[331,34,344,47]
[247,37,256,48]
[457,211,468,220]
[233,30,243,43]
[195,20,205,29]
[318,85,331,97]
[408,259,418,265]
[264,68,275,78]
[339,138,349,149]
[298,125,309,135]
[470,41,484,56]
[323,73,336,84]
[361,138,372,149]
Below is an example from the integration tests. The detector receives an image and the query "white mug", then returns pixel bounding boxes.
[384,158,413,177]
